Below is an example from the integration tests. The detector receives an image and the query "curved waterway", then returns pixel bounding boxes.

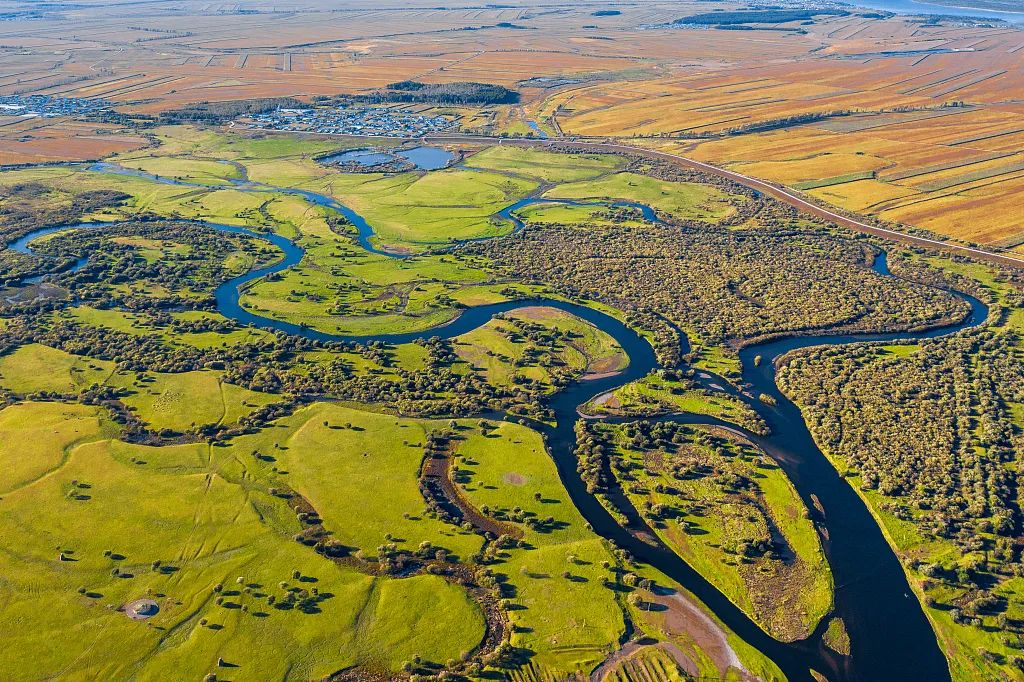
[8,167,987,681]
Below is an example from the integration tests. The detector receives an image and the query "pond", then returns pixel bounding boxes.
[320,146,455,170]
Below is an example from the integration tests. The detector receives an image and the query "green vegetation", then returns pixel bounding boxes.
[4,125,992,680]
[0,422,485,680]
[599,645,692,682]
[778,253,1024,681]
[544,171,736,221]
[353,80,519,105]
[464,145,623,182]
[514,202,650,227]
[320,168,536,250]
[583,369,766,435]
[578,419,833,642]
[469,203,964,368]
[0,401,114,494]
[453,305,627,390]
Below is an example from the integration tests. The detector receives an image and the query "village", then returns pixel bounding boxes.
[244,105,457,137]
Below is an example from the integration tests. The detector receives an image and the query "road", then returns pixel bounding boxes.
[427,134,1024,270]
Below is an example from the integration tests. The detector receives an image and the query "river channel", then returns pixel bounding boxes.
[6,161,987,682]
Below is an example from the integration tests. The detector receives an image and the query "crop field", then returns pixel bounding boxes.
[0,120,147,165]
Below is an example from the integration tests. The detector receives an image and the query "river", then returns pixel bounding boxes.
[7,162,986,682]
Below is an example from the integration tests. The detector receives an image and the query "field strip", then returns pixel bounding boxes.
[913,161,1024,192]
[949,127,1024,146]
[881,150,1016,181]
[900,69,978,95]
[880,169,1024,211]
[926,70,1007,99]
[872,67,944,90]
[690,97,786,113]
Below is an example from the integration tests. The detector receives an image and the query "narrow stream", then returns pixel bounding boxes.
[6,163,985,682]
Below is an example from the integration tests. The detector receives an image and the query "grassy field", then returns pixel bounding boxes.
[221,403,484,561]
[453,305,627,390]
[515,202,651,228]
[543,172,736,222]
[455,421,628,675]
[0,124,827,679]
[315,168,536,251]
[0,390,784,681]
[0,402,115,494]
[584,372,763,433]
[0,415,485,681]
[0,344,278,432]
[463,146,624,183]
[602,422,833,642]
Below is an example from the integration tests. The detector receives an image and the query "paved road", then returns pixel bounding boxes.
[427,134,1024,271]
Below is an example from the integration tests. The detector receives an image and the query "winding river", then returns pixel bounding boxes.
[6,162,988,682]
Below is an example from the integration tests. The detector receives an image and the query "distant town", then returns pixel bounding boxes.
[243,105,458,137]
[0,95,110,118]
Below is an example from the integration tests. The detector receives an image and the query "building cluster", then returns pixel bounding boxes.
[244,106,457,137]
[0,95,110,118]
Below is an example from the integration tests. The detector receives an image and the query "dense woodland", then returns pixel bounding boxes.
[779,326,1024,542]
[0,183,129,285]
[779,322,1024,647]
[158,97,306,124]
[347,81,519,106]
[468,218,965,365]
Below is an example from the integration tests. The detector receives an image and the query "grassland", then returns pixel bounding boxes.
[0,344,278,433]
[319,168,537,250]
[583,371,764,434]
[463,146,624,183]
[598,422,833,643]
[453,420,778,679]
[0,402,115,494]
[453,305,627,390]
[514,202,650,228]
[0,424,486,681]
[0,382,780,681]
[543,172,736,222]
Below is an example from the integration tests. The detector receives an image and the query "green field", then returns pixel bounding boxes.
[463,145,624,183]
[0,424,485,680]
[543,172,737,221]
[598,422,833,642]
[453,305,627,390]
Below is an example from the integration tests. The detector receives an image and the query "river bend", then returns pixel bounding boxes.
[5,165,987,682]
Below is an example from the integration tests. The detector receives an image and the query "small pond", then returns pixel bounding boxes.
[320,146,455,171]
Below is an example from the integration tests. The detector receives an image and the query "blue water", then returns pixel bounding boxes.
[396,146,456,170]
[320,146,455,170]
[848,0,1024,23]
[526,120,549,139]
[320,150,394,166]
